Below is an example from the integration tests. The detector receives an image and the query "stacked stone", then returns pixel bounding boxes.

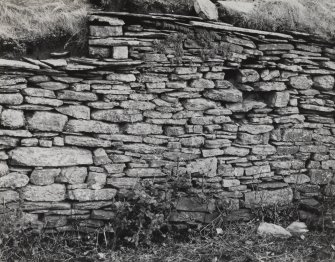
[0,13,335,230]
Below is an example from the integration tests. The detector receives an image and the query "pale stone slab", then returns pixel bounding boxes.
[9,147,93,167]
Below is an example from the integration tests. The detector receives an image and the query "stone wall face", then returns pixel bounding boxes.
[1,13,335,230]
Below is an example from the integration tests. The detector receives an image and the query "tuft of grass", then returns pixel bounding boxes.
[240,0,335,40]
[0,0,91,53]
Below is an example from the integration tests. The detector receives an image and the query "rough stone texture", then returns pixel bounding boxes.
[0,161,9,177]
[244,188,293,208]
[91,110,143,123]
[313,75,334,90]
[0,173,29,188]
[194,0,218,20]
[204,88,243,102]
[257,222,292,238]
[65,120,119,134]
[267,92,290,108]
[68,189,117,201]
[1,13,335,230]
[56,105,90,120]
[289,76,313,90]
[10,147,93,167]
[28,112,68,132]
[30,168,61,186]
[56,167,88,184]
[21,184,66,202]
[1,109,25,129]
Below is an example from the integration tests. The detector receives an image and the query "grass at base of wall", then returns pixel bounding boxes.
[1,215,335,262]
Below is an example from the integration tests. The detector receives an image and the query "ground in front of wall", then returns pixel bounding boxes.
[1,221,335,262]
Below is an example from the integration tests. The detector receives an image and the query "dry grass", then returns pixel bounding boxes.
[0,0,90,47]
[240,0,335,40]
[1,215,335,262]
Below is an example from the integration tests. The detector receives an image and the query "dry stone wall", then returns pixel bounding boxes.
[1,12,335,230]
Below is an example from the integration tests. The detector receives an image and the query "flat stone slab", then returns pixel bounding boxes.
[9,147,93,167]
[0,59,39,70]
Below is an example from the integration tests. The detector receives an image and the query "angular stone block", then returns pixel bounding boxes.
[68,189,117,202]
[9,147,93,167]
[267,91,290,108]
[21,184,66,202]
[90,26,122,37]
[244,188,293,208]
[27,112,68,132]
[89,47,111,58]
[113,46,128,59]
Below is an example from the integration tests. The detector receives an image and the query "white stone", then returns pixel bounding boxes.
[194,0,219,20]
[257,222,292,238]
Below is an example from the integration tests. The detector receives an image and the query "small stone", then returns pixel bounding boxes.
[65,120,119,134]
[87,172,107,190]
[53,137,64,146]
[68,189,117,201]
[106,73,136,82]
[258,44,294,51]
[239,124,273,134]
[30,168,60,186]
[57,90,98,101]
[21,138,39,147]
[93,148,111,165]
[204,88,242,102]
[27,112,68,132]
[252,145,276,155]
[284,174,310,184]
[91,109,143,123]
[25,96,63,107]
[187,157,217,177]
[254,82,286,91]
[313,75,334,90]
[65,136,111,148]
[0,190,19,203]
[90,25,122,37]
[0,172,29,188]
[222,179,240,187]
[125,123,163,135]
[21,184,66,202]
[267,91,290,108]
[120,100,156,110]
[39,140,52,148]
[309,169,333,185]
[91,210,115,220]
[191,79,215,89]
[36,81,68,90]
[286,222,308,236]
[56,167,87,184]
[0,94,23,105]
[183,98,216,111]
[237,69,260,83]
[126,168,165,178]
[205,72,225,80]
[245,188,293,208]
[23,88,55,98]
[104,163,126,174]
[194,0,218,20]
[107,177,138,189]
[56,105,90,120]
[113,46,129,59]
[257,222,292,238]
[9,147,93,167]
[289,76,312,90]
[1,109,25,129]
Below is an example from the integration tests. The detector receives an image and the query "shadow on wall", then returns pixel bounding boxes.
[93,0,195,15]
